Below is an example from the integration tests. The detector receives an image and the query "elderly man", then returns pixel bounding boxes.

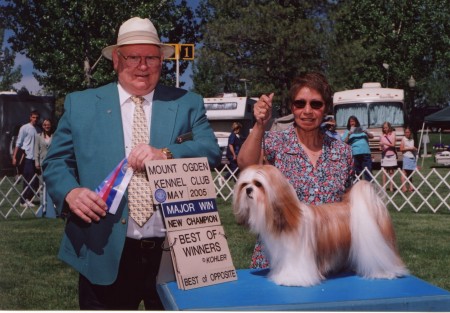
[43,17,220,310]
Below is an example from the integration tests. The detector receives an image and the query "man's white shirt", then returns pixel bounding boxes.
[118,83,165,239]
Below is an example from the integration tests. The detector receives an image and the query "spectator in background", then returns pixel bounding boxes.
[342,115,374,181]
[380,121,397,192]
[12,110,40,208]
[34,119,53,172]
[321,116,341,141]
[400,126,417,192]
[220,122,243,185]
[34,118,55,216]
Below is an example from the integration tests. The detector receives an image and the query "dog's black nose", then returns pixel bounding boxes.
[246,187,253,199]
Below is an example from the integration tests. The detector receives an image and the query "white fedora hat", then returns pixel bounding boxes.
[102,17,175,60]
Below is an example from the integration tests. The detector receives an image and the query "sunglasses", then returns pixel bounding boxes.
[292,99,324,110]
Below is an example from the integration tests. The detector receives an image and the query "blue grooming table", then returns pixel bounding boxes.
[157,269,450,311]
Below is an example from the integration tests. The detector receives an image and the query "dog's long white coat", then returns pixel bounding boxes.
[349,181,409,279]
[264,205,324,286]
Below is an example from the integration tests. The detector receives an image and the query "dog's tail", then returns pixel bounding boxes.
[349,181,409,279]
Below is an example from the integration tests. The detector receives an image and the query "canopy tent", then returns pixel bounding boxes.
[418,106,450,165]
[423,106,450,128]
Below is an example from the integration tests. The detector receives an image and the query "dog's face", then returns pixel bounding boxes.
[233,165,301,235]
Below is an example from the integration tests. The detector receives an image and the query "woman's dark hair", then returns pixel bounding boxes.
[346,115,360,130]
[404,126,412,136]
[288,72,332,112]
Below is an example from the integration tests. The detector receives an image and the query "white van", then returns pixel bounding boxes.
[204,93,256,164]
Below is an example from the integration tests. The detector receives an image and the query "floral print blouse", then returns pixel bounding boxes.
[250,125,354,269]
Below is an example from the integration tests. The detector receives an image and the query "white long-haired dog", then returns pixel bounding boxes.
[233,164,408,287]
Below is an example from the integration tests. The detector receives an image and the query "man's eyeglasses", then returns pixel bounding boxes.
[292,99,324,110]
[117,50,161,67]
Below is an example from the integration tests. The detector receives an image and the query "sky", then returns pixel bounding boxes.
[11,48,42,93]
[0,27,42,93]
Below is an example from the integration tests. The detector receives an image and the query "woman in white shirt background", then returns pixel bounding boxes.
[34,119,53,171]
[400,126,418,192]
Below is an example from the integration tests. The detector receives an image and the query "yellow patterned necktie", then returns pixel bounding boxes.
[128,96,154,227]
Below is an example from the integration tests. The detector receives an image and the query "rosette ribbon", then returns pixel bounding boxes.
[95,158,133,214]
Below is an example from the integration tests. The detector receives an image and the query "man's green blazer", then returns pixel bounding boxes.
[43,82,220,285]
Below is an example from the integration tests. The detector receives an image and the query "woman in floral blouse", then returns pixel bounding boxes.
[238,72,353,269]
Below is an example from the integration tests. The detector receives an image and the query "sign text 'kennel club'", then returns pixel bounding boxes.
[145,157,237,290]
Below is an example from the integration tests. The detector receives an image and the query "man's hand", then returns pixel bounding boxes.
[65,188,107,223]
[127,143,166,172]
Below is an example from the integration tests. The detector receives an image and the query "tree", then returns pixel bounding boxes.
[17,86,30,95]
[193,0,449,116]
[193,0,333,114]
[421,68,450,107]
[327,0,450,104]
[0,28,22,91]
[0,0,198,97]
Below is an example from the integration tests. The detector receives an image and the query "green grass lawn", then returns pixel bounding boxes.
[0,132,449,309]
[0,218,78,310]
[0,204,449,310]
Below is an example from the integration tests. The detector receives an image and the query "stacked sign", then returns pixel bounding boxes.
[145,157,237,290]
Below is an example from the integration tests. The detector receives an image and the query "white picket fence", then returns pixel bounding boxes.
[213,165,450,213]
[1,166,449,219]
[0,174,46,218]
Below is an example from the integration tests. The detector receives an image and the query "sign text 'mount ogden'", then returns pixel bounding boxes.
[146,161,210,176]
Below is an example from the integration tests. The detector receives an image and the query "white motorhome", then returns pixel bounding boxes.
[333,82,405,163]
[204,93,256,164]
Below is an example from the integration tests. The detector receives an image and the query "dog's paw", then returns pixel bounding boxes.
[359,266,409,280]
[269,271,322,287]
